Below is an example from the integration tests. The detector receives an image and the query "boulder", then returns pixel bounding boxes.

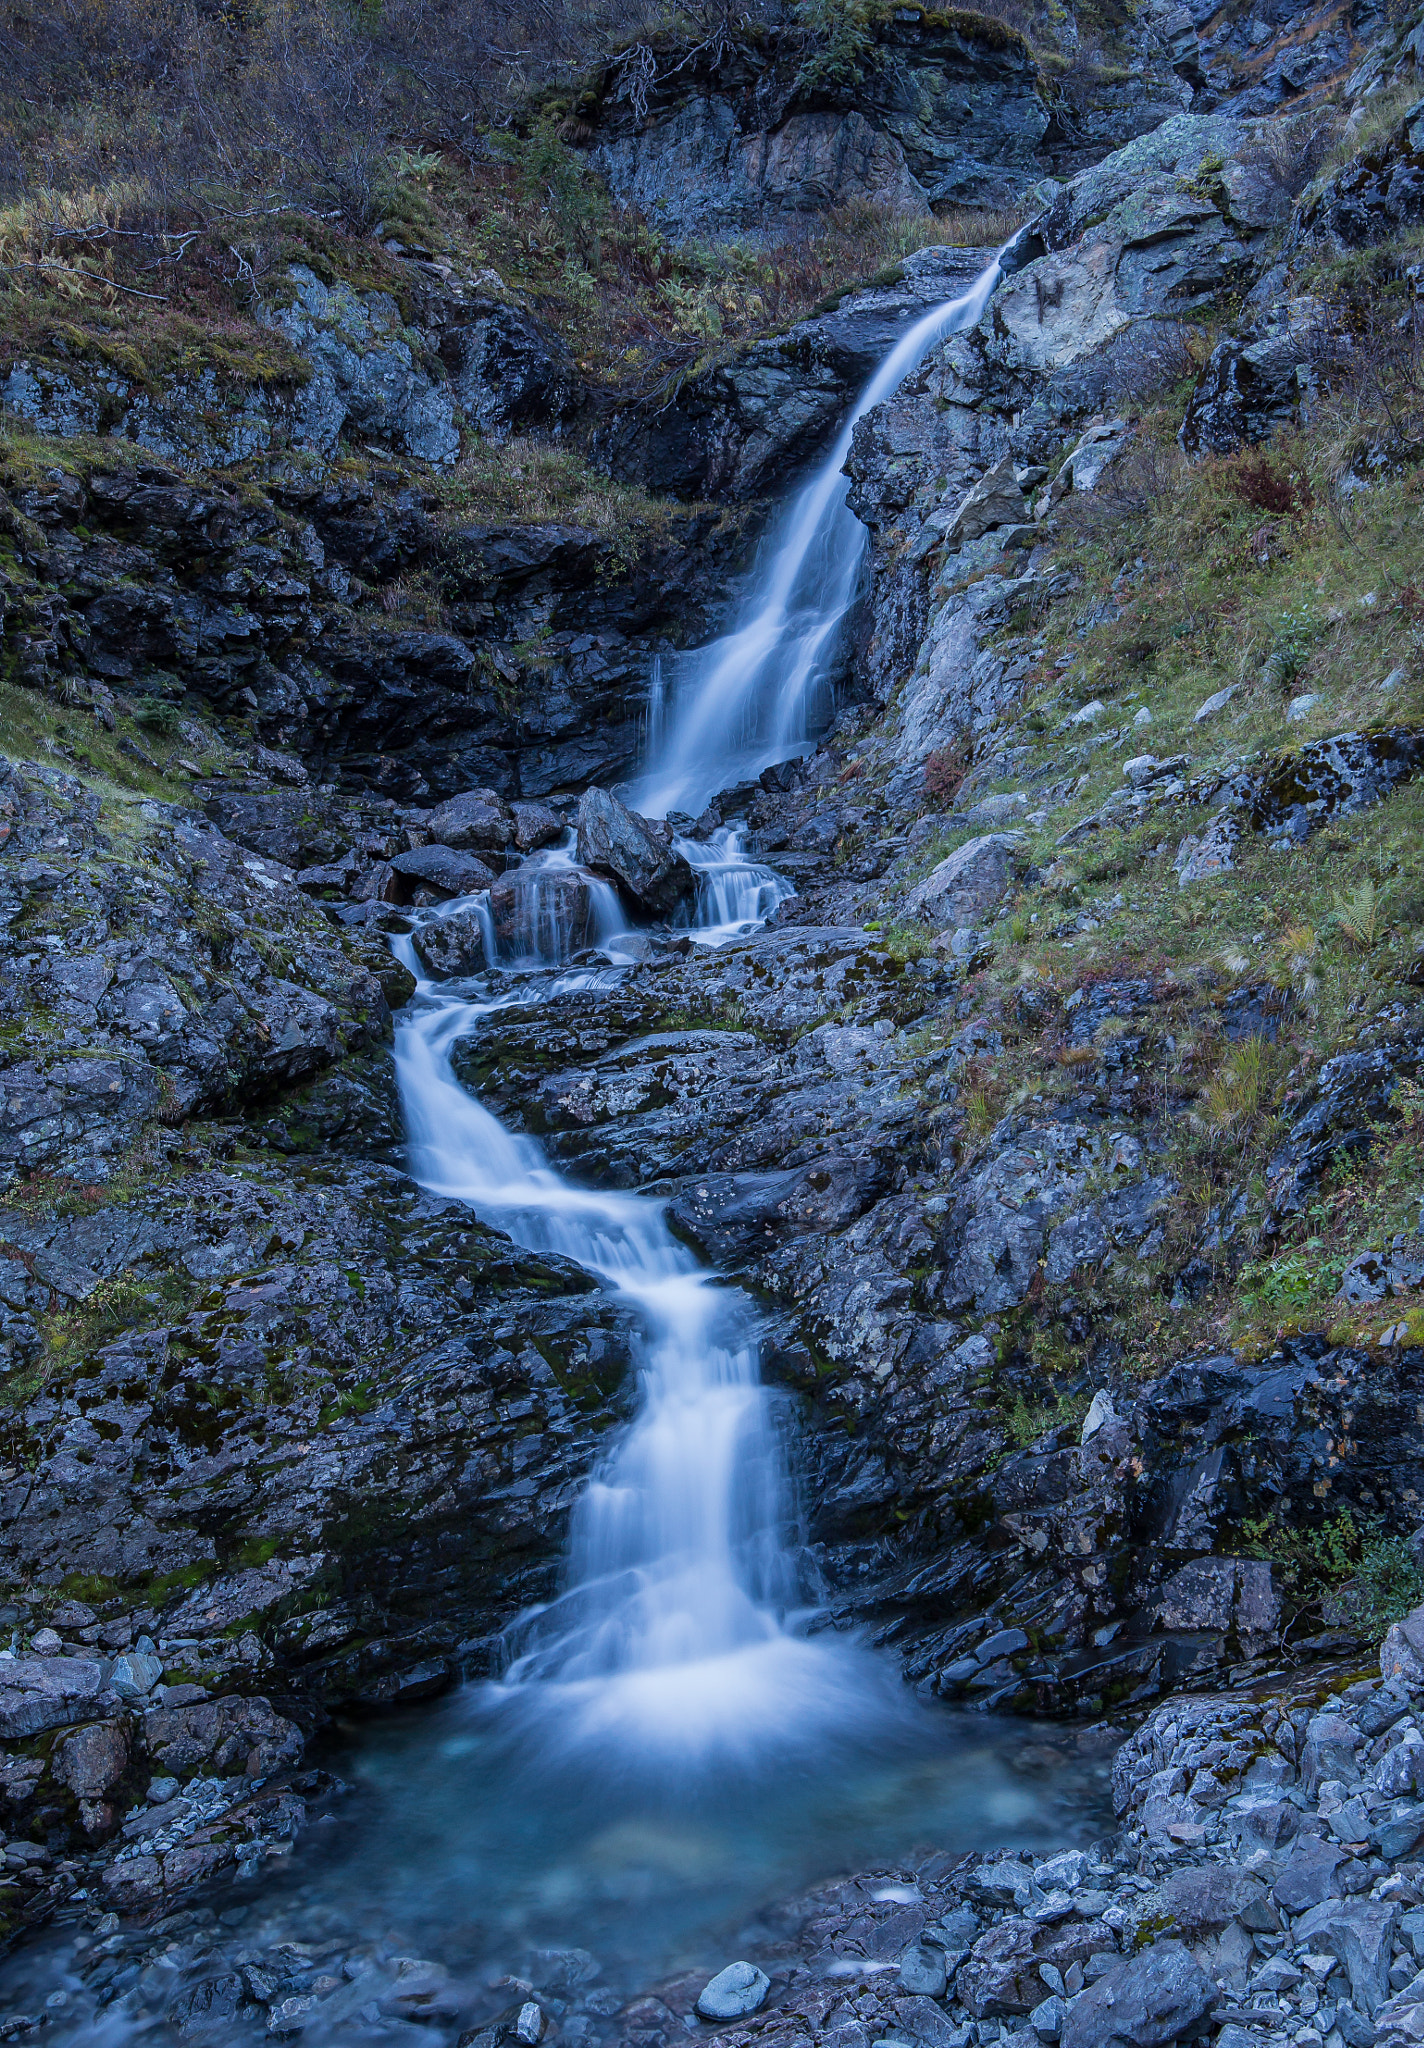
[414,905,490,978]
[943,456,1028,544]
[511,801,566,853]
[1252,727,1424,839]
[1272,1834,1349,1914]
[53,1719,129,1798]
[1294,1898,1401,2018]
[487,864,604,961]
[575,786,693,916]
[1060,1944,1215,2048]
[0,1655,115,1738]
[1179,297,1322,453]
[906,832,1024,926]
[696,1962,769,2020]
[423,789,516,852]
[388,846,499,900]
[144,1695,305,1780]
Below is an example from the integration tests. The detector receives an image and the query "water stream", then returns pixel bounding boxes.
[0,252,1110,2043]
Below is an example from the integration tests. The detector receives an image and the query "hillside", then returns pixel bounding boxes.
[0,0,1423,2041]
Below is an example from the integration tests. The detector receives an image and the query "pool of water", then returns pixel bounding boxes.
[1,1674,1113,2046]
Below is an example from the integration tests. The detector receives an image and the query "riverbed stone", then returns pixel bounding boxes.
[696,1962,770,2019]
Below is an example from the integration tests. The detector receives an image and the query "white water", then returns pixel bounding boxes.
[633,257,1003,819]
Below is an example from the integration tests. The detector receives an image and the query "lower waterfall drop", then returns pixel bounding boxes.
[394,927,910,1767]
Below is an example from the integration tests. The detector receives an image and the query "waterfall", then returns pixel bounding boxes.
[634,255,1003,820]
[390,263,1006,1759]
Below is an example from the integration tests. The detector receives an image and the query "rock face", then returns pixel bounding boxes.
[595,245,994,502]
[576,15,1051,243]
[0,457,753,803]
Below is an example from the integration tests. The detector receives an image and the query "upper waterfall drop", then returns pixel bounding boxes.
[633,254,1003,820]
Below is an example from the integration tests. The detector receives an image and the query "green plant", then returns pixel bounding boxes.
[1244,1508,1423,1636]
[1262,603,1321,690]
[131,696,180,738]
[1333,877,1381,947]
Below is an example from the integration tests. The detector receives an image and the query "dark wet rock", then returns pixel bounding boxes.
[575,787,693,915]
[440,295,585,440]
[389,845,499,899]
[488,862,604,958]
[596,247,993,501]
[414,904,491,978]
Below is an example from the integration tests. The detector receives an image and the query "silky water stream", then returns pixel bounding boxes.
[2,255,1110,2044]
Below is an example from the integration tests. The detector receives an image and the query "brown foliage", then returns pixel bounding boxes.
[1226,455,1313,516]
[923,746,968,805]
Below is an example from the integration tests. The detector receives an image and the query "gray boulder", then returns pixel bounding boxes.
[414,905,490,979]
[696,1961,770,2020]
[906,832,1024,927]
[1060,1944,1215,2048]
[389,846,499,899]
[0,1656,116,1739]
[488,864,603,960]
[1294,1898,1401,2018]
[576,787,693,916]
[423,789,517,852]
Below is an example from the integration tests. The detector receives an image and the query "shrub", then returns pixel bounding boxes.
[924,745,967,805]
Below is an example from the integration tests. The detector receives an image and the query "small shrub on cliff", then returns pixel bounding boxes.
[923,745,967,805]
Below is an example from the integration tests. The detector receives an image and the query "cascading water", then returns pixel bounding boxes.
[394,256,1010,1758]
[0,254,1100,2041]
[633,258,1003,820]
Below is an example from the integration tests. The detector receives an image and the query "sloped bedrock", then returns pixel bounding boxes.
[0,1155,640,1701]
[825,1333,1424,1715]
[578,13,1050,246]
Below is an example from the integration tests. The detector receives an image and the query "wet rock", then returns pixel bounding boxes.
[696,1961,770,2020]
[488,862,603,958]
[443,297,584,441]
[1059,1943,1215,2048]
[389,846,499,900]
[576,787,693,916]
[414,905,491,978]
